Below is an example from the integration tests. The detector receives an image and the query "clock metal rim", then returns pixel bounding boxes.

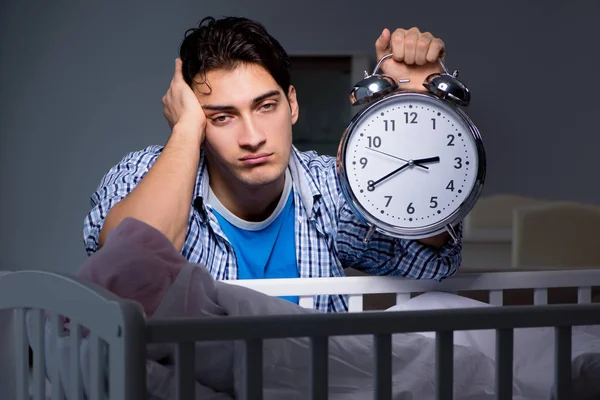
[336,90,487,240]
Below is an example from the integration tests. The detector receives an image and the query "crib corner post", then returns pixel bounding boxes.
[116,301,147,400]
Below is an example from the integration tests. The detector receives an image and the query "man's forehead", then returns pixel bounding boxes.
[193,71,284,108]
[194,64,280,97]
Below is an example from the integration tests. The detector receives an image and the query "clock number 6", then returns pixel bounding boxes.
[407,202,415,214]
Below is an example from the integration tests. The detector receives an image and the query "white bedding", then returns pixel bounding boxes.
[25,264,600,400]
[387,292,600,400]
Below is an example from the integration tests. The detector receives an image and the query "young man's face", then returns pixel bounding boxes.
[194,63,299,192]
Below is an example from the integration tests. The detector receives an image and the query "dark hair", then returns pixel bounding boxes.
[179,16,291,96]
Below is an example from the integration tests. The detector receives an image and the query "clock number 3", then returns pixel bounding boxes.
[454,157,463,169]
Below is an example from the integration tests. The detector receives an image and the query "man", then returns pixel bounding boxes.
[83,16,462,312]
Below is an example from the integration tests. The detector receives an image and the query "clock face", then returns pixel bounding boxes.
[342,93,482,232]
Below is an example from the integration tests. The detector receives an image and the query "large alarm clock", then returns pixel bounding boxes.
[337,54,486,243]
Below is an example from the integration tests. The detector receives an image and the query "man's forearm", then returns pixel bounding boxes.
[99,124,202,251]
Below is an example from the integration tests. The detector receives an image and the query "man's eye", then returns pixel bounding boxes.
[213,116,229,123]
[261,103,276,110]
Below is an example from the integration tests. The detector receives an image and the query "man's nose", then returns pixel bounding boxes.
[239,116,266,149]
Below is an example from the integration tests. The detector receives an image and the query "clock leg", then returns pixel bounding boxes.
[445,224,459,244]
[363,225,376,244]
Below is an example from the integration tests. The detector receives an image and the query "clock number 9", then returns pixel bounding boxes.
[360,157,368,169]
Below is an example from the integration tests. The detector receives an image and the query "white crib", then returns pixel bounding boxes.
[1,268,600,400]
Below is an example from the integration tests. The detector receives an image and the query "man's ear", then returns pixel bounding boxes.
[287,85,299,125]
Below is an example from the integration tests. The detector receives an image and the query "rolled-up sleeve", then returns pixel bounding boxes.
[83,145,162,255]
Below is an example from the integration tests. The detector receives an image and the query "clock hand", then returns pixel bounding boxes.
[368,157,440,190]
[412,156,440,165]
[368,163,410,189]
[365,147,429,169]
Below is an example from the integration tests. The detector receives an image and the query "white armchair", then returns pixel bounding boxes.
[512,201,600,268]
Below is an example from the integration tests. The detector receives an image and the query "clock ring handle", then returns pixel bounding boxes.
[373,54,458,79]
[370,53,410,84]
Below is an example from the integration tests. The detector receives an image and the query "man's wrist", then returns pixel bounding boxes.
[170,122,203,148]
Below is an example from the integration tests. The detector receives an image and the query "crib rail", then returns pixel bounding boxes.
[2,268,600,400]
[227,268,600,310]
[147,302,600,400]
[0,270,146,400]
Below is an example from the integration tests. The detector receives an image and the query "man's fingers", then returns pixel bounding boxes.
[426,38,445,63]
[375,28,391,60]
[401,27,420,65]
[173,58,184,82]
[415,33,434,66]
[390,28,407,63]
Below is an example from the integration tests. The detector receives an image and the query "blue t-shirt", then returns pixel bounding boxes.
[212,187,299,304]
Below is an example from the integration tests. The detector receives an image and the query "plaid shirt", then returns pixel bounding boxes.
[84,145,462,313]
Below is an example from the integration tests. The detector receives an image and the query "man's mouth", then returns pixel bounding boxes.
[240,153,272,165]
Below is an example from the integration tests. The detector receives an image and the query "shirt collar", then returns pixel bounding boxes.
[192,146,322,223]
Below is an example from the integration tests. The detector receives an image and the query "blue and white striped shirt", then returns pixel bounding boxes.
[84,145,462,313]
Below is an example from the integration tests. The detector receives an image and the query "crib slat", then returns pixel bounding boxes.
[489,290,503,306]
[15,309,29,400]
[69,324,83,400]
[374,333,392,400]
[554,326,572,400]
[577,287,591,304]
[244,339,263,400]
[174,342,195,400]
[310,336,328,400]
[348,295,363,312]
[31,309,46,400]
[50,314,66,400]
[495,328,513,399]
[90,334,104,400]
[534,288,548,305]
[299,296,314,309]
[395,293,411,305]
[436,331,453,400]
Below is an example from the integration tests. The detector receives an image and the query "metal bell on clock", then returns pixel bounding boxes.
[349,53,471,108]
[423,58,471,106]
[349,53,408,106]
